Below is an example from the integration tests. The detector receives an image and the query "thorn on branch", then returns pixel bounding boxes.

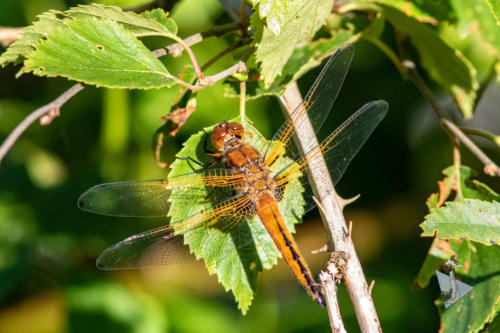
[311,244,328,254]
[335,193,360,210]
[368,280,375,295]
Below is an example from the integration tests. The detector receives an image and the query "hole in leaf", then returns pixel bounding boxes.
[39,67,45,71]
[96,45,104,51]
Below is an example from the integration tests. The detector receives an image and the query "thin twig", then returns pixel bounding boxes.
[442,119,500,176]
[152,22,240,58]
[0,27,23,47]
[319,261,348,333]
[460,127,500,146]
[204,61,247,85]
[152,33,203,57]
[0,84,84,164]
[365,36,500,177]
[314,196,347,333]
[280,83,381,333]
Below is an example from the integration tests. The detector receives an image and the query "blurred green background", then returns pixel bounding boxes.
[1,0,499,332]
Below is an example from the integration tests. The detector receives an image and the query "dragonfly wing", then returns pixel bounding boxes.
[96,193,254,269]
[78,180,171,217]
[78,169,243,217]
[274,100,388,212]
[264,44,354,163]
[97,225,193,269]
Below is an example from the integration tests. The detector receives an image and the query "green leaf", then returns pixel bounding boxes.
[251,0,288,35]
[252,0,334,88]
[167,117,305,313]
[485,311,500,333]
[486,0,500,24]
[451,0,500,59]
[374,0,454,23]
[382,5,479,118]
[0,11,65,66]
[440,241,500,333]
[66,4,176,36]
[24,19,175,89]
[225,28,354,99]
[0,4,177,68]
[140,8,178,34]
[421,199,500,246]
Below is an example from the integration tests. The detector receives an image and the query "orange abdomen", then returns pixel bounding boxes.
[255,192,324,306]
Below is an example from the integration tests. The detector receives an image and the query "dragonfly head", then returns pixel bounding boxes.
[212,121,244,150]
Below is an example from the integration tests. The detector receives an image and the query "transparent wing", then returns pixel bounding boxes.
[97,193,255,269]
[273,100,388,212]
[264,44,354,164]
[78,168,244,217]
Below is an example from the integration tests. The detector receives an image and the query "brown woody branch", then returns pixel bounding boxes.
[280,83,382,333]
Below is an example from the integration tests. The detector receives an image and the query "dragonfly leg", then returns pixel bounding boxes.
[177,155,206,167]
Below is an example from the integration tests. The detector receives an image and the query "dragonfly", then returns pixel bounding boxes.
[78,44,388,306]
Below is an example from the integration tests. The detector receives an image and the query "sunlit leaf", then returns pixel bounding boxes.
[251,0,288,35]
[0,4,177,68]
[451,0,500,59]
[440,241,500,333]
[24,19,175,89]
[0,11,65,66]
[382,5,479,118]
[421,199,500,245]
[167,117,305,313]
[66,4,177,36]
[252,0,334,87]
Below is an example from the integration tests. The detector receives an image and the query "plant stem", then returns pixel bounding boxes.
[0,84,84,164]
[152,33,203,57]
[460,127,500,146]
[366,37,500,177]
[280,82,381,333]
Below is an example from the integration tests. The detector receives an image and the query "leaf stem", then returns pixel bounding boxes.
[280,83,381,333]
[460,127,500,147]
[0,83,84,165]
[164,33,204,81]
